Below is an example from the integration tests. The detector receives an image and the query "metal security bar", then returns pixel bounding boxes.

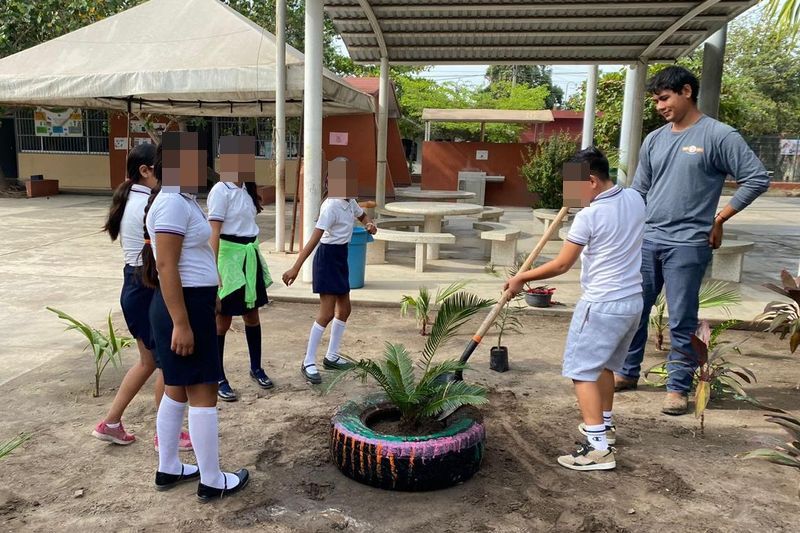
[14,108,109,154]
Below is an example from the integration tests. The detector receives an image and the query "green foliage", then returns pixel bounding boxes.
[649,280,742,351]
[485,65,564,108]
[400,280,469,336]
[492,299,524,348]
[47,307,134,397]
[0,432,30,460]
[330,288,494,425]
[519,131,579,209]
[755,270,800,354]
[738,406,800,498]
[764,0,800,38]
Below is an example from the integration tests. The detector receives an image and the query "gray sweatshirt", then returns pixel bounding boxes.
[631,115,770,246]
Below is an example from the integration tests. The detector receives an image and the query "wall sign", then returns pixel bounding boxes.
[329,132,349,146]
[34,107,83,137]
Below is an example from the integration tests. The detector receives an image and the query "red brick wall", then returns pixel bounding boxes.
[420,141,538,207]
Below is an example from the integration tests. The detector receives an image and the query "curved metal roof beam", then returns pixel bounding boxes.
[640,0,723,60]
[356,0,388,60]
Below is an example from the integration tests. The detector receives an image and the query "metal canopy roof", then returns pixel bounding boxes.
[324,0,758,65]
[422,108,554,123]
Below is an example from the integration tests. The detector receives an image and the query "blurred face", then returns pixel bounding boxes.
[327,173,358,198]
[218,136,256,184]
[162,132,207,193]
[562,161,594,208]
[651,85,694,124]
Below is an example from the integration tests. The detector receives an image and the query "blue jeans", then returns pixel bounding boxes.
[619,240,712,393]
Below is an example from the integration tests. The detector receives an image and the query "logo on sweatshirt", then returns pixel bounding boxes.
[681,145,705,154]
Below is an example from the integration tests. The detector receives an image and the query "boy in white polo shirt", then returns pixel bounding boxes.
[505,147,645,471]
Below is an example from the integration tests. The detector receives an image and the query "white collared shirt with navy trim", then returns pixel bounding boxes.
[145,190,218,287]
[566,185,646,302]
[120,183,151,267]
[206,181,259,237]
[316,198,364,245]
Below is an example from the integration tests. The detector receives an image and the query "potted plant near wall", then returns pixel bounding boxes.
[489,299,523,373]
[327,289,494,491]
[525,285,555,308]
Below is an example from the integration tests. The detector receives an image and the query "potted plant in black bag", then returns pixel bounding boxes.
[490,299,524,372]
[525,285,555,308]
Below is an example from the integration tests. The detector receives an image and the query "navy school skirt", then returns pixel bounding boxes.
[312,243,349,295]
[149,286,222,386]
[120,265,155,350]
[219,234,269,316]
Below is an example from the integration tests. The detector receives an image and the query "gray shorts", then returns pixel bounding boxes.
[562,294,643,381]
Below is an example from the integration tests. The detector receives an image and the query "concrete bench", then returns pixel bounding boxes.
[710,240,755,283]
[372,218,424,231]
[368,222,456,273]
[476,206,504,222]
[533,208,573,240]
[473,221,521,267]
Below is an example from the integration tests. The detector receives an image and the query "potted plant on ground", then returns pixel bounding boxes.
[489,299,523,373]
[524,285,555,308]
[327,289,494,491]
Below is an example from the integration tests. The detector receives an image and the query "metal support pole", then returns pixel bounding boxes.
[376,56,390,207]
[698,25,727,119]
[274,0,287,252]
[618,61,648,186]
[301,0,323,282]
[581,65,599,149]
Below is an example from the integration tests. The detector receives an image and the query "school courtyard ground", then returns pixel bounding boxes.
[1,193,799,531]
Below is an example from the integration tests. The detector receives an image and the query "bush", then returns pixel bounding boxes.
[519,132,579,209]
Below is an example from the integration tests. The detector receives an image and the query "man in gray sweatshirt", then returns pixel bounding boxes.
[616,66,770,415]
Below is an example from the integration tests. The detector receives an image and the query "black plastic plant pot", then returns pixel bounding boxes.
[330,394,486,491]
[525,292,552,308]
[490,346,509,372]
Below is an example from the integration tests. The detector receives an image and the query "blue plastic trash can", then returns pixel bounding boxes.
[348,226,374,289]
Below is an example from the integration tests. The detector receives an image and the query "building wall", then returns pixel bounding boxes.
[420,141,537,207]
[17,153,109,190]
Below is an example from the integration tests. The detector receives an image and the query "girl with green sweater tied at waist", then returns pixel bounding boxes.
[208,136,273,402]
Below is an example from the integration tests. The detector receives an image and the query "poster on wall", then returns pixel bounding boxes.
[780,139,800,156]
[129,120,167,135]
[329,132,349,146]
[34,107,83,137]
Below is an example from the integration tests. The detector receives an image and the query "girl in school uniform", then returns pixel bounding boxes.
[93,143,191,453]
[207,168,273,401]
[281,175,377,384]
[142,133,248,501]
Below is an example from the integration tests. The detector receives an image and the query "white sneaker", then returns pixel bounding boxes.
[579,423,616,445]
[557,442,616,471]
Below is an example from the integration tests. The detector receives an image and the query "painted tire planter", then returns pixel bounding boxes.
[330,394,486,491]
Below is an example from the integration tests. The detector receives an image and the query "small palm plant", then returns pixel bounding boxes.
[739,407,800,499]
[47,307,134,397]
[650,280,742,351]
[755,270,800,354]
[330,290,495,428]
[0,433,30,460]
[400,280,468,336]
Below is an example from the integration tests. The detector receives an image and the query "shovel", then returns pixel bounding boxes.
[438,206,571,420]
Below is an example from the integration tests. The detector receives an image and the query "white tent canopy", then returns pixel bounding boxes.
[0,0,374,117]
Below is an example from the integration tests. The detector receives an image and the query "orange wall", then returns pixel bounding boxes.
[421,141,538,207]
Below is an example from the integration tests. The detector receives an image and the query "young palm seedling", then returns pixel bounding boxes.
[400,280,469,336]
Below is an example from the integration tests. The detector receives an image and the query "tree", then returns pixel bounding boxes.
[485,65,564,108]
[764,0,800,35]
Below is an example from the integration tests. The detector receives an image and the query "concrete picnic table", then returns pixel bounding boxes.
[394,188,476,201]
[384,201,484,260]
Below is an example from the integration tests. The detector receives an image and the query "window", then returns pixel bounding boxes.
[212,117,300,159]
[15,108,109,154]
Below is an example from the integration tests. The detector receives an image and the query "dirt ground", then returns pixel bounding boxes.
[1,302,799,532]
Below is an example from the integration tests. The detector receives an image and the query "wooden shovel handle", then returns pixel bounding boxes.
[472,206,571,341]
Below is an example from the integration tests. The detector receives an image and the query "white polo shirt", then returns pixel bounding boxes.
[206,181,259,237]
[316,198,364,245]
[145,190,219,287]
[566,186,646,302]
[120,183,151,267]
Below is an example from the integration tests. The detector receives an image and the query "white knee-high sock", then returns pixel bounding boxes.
[325,318,347,362]
[156,394,186,475]
[303,322,326,373]
[188,406,238,490]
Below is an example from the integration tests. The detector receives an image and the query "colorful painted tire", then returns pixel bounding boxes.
[330,394,486,491]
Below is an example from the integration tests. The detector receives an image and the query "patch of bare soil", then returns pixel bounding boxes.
[1,303,798,532]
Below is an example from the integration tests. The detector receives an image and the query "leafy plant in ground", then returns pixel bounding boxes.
[738,405,800,499]
[519,131,579,209]
[400,280,469,336]
[645,320,754,435]
[755,269,800,354]
[650,280,742,351]
[0,432,30,460]
[329,290,495,428]
[47,307,134,397]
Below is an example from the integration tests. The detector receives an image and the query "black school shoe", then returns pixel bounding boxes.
[217,380,238,402]
[155,464,201,491]
[249,368,274,389]
[322,356,355,371]
[197,468,250,503]
[301,363,322,384]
